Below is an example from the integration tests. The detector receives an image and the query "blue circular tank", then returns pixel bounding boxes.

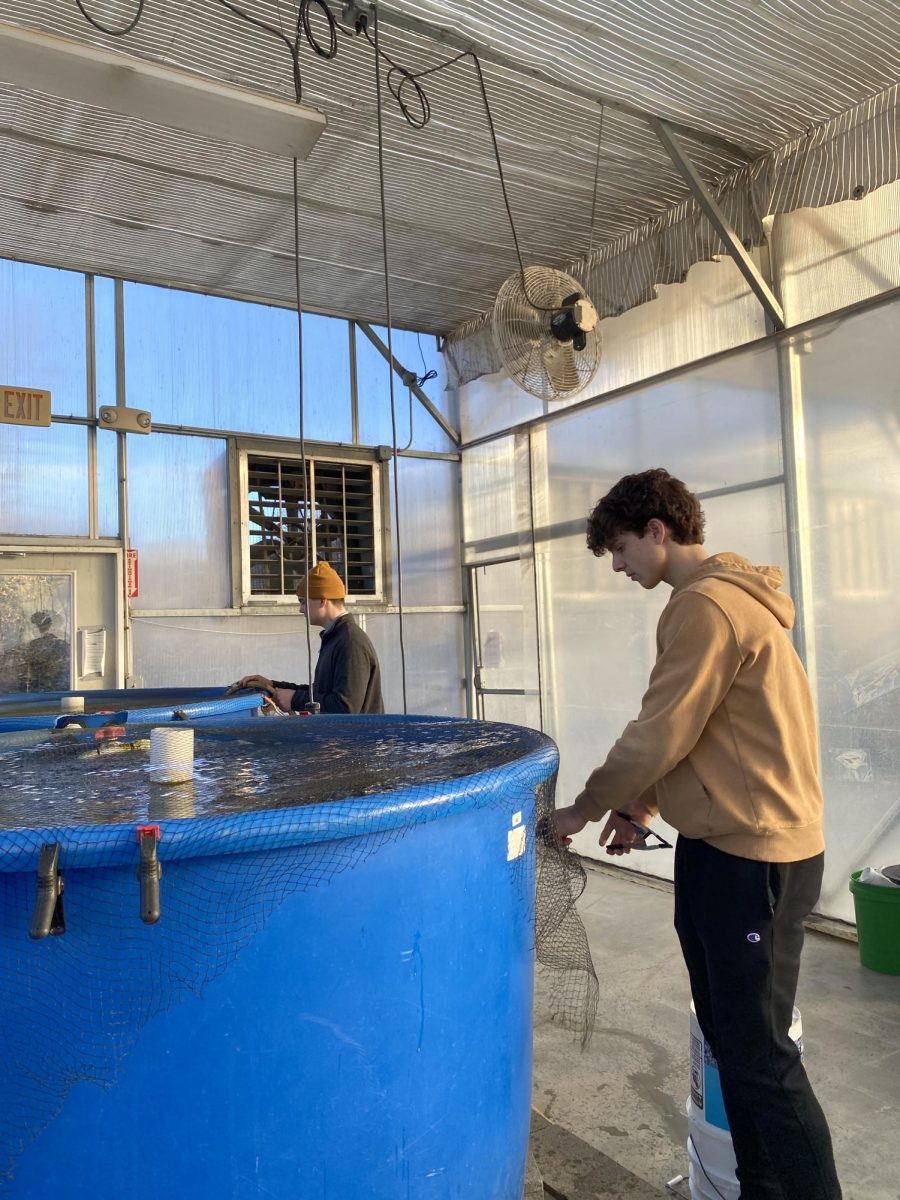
[0,715,558,1198]
[0,687,265,732]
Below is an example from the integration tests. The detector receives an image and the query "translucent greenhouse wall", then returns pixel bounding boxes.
[2,183,898,922]
[0,267,464,718]
[460,191,900,924]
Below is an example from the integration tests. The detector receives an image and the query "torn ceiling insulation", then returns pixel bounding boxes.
[0,1,898,372]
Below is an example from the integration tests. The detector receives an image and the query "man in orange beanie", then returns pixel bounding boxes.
[233,560,383,714]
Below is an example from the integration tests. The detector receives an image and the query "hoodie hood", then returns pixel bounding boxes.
[677,553,795,630]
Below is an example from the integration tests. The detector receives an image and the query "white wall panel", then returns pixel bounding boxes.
[562,256,768,410]
[461,435,517,560]
[0,423,89,536]
[520,344,788,882]
[797,299,900,921]
[391,456,461,607]
[776,181,900,326]
[365,612,464,717]
[131,614,302,687]
[458,255,768,443]
[127,434,230,610]
[0,259,87,417]
[459,369,543,445]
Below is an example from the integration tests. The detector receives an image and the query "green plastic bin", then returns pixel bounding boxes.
[849,871,900,975]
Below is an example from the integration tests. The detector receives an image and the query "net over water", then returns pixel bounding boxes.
[0,715,597,1189]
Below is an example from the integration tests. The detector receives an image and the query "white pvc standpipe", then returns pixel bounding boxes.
[148,727,194,784]
[60,696,85,713]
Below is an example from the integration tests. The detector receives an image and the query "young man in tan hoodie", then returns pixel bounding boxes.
[554,468,841,1200]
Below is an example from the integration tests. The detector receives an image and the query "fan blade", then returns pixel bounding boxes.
[542,342,579,397]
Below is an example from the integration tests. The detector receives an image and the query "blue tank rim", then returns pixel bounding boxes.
[0,716,559,873]
[0,689,265,731]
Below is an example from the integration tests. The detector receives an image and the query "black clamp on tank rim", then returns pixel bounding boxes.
[29,842,66,939]
[136,825,162,925]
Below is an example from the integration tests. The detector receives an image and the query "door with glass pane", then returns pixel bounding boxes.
[0,550,121,692]
[467,556,542,730]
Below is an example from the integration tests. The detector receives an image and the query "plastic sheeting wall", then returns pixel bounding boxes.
[775,181,900,325]
[130,612,465,719]
[530,344,789,870]
[0,262,464,719]
[796,301,900,918]
[121,434,464,713]
[459,184,900,923]
[461,295,899,923]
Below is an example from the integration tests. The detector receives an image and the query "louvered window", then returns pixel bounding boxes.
[246,455,378,597]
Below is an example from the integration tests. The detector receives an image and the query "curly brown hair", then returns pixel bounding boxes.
[586,468,705,556]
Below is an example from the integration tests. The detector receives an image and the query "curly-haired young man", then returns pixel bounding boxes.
[554,468,841,1200]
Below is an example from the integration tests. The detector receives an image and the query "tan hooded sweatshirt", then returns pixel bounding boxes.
[573,553,824,862]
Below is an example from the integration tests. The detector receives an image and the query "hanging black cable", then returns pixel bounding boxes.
[372,3,408,714]
[359,17,563,312]
[74,0,145,36]
[299,0,338,58]
[587,102,605,258]
[292,155,315,704]
[216,0,337,101]
[72,0,557,313]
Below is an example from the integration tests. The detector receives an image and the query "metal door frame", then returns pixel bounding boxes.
[0,544,125,688]
[465,554,542,724]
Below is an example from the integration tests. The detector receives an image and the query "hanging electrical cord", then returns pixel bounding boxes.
[68,0,573,708]
[397,385,414,453]
[215,0,337,101]
[587,102,605,258]
[74,0,146,36]
[358,14,567,313]
[72,0,565,316]
[372,3,408,714]
[415,332,438,388]
[292,155,315,705]
[71,0,560,312]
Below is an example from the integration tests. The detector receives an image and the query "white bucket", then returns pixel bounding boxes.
[687,1100,738,1200]
[689,1003,802,1131]
[148,727,194,784]
[60,695,85,713]
[687,1004,803,1199]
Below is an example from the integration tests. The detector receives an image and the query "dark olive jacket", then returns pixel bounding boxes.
[275,615,384,714]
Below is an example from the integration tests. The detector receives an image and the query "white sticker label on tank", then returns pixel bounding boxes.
[507,824,526,861]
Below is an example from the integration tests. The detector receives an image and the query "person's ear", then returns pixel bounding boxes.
[646,518,666,544]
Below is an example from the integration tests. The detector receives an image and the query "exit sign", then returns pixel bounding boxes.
[1,386,51,427]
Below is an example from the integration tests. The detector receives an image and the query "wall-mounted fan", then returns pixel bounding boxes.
[491,266,601,402]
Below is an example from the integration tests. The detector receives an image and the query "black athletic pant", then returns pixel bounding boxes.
[673,836,841,1200]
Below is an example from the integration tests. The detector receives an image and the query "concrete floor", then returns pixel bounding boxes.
[531,860,900,1200]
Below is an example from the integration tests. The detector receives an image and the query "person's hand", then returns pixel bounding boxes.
[599,802,656,856]
[272,687,296,712]
[231,674,274,693]
[553,805,589,846]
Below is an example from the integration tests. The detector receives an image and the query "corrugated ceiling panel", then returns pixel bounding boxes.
[0,1,897,333]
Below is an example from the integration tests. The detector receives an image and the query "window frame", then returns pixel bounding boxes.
[232,439,386,608]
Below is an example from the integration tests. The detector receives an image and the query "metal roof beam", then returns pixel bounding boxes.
[373,4,751,162]
[355,321,461,446]
[651,118,785,331]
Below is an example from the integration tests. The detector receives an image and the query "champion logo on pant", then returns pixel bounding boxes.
[746,932,762,943]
